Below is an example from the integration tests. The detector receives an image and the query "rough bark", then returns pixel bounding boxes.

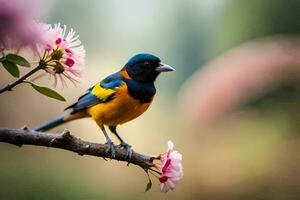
[0,128,154,170]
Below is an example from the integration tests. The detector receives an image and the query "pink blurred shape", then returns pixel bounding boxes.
[0,0,45,53]
[180,37,300,125]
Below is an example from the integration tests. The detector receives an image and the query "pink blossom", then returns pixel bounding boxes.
[0,0,44,53]
[180,37,300,125]
[36,23,86,87]
[158,141,183,193]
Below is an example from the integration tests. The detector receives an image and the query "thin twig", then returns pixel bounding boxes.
[0,66,41,94]
[0,128,155,170]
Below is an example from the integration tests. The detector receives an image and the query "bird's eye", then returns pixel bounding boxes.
[144,61,150,66]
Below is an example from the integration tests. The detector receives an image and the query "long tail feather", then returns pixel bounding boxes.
[33,115,67,132]
[33,111,88,132]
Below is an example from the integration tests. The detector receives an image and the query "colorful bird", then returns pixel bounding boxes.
[33,53,175,158]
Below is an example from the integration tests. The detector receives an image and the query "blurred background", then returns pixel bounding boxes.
[1,0,300,199]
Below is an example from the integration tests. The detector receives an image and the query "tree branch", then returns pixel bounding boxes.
[0,128,155,170]
[0,66,41,94]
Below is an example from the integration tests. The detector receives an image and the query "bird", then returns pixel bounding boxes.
[33,53,175,158]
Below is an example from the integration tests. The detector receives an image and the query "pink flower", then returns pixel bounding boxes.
[158,141,183,193]
[36,23,86,87]
[0,0,44,53]
[180,37,300,125]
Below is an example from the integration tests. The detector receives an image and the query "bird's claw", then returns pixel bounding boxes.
[105,139,116,158]
[118,142,132,160]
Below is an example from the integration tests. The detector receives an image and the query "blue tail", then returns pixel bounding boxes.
[33,115,67,132]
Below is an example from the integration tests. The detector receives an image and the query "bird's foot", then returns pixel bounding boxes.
[105,139,116,158]
[118,142,132,160]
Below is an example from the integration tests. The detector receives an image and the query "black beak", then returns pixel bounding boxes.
[155,63,175,72]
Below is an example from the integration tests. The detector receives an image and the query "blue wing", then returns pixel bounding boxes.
[66,72,123,112]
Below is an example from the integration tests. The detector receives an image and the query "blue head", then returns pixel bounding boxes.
[123,53,175,83]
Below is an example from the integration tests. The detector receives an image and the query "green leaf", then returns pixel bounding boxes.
[6,54,30,67]
[2,60,20,77]
[30,83,66,101]
[145,180,152,192]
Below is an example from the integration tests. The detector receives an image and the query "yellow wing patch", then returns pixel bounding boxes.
[87,82,152,126]
[91,84,115,101]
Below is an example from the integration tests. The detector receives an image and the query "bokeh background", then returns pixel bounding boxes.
[1,0,300,199]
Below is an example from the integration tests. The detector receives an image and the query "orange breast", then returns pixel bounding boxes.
[87,83,153,126]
